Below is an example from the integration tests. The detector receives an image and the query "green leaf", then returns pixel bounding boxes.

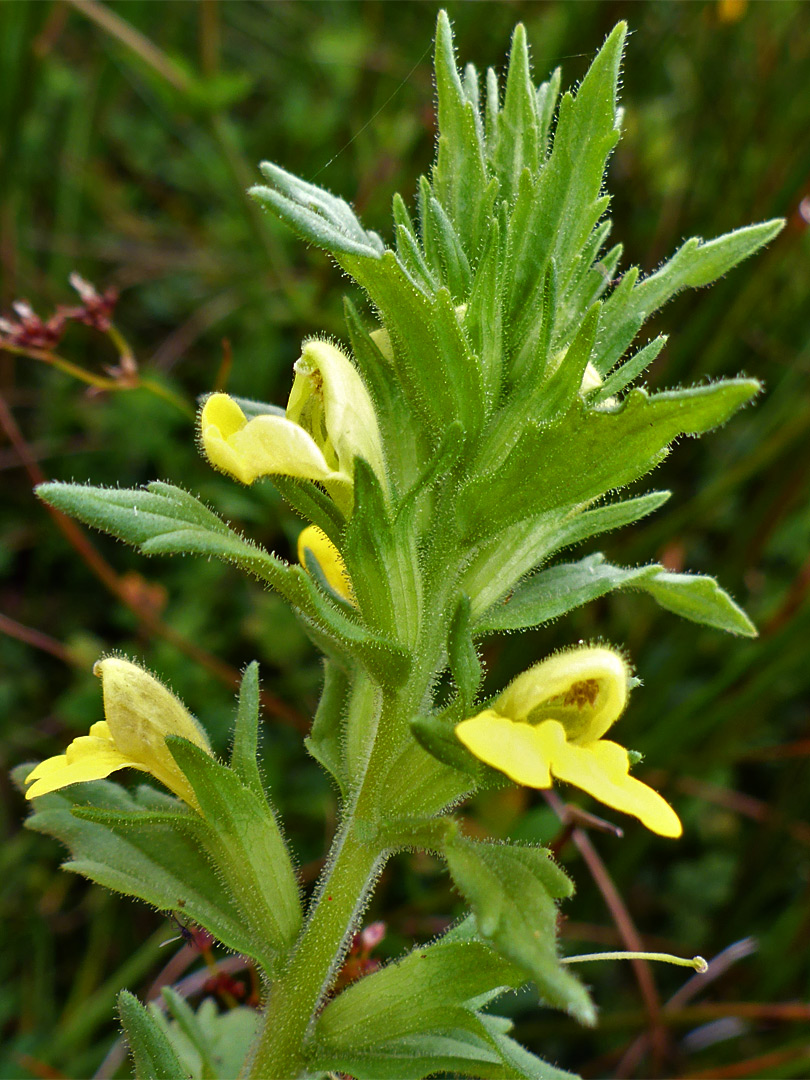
[250,161,385,259]
[295,561,412,687]
[556,234,620,349]
[510,259,556,389]
[543,23,625,275]
[640,567,757,636]
[475,552,756,636]
[448,595,483,712]
[344,459,418,641]
[478,1015,575,1080]
[557,218,612,304]
[539,491,672,559]
[314,938,519,1042]
[537,65,560,138]
[595,334,668,401]
[311,931,545,1079]
[490,23,540,204]
[36,481,409,685]
[433,11,489,255]
[271,474,345,539]
[444,837,595,1025]
[35,480,296,592]
[167,741,302,968]
[466,215,504,399]
[422,186,473,299]
[596,219,784,372]
[393,192,437,289]
[374,737,474,820]
[343,297,424,492]
[160,988,218,1080]
[463,492,671,619]
[393,419,467,528]
[338,250,486,436]
[305,660,349,793]
[19,775,274,968]
[460,380,760,539]
[230,662,264,798]
[504,24,625,342]
[534,301,601,422]
[118,990,187,1080]
[409,712,485,778]
[309,1027,572,1080]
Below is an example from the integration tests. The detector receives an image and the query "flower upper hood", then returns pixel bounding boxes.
[25,658,212,810]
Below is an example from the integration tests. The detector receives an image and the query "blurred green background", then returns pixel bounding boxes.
[2,1,809,1077]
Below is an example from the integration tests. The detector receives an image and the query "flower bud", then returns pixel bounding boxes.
[297,525,355,604]
[286,339,386,487]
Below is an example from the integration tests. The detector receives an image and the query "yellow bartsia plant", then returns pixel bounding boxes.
[200,338,385,515]
[24,14,779,1077]
[25,658,213,810]
[456,646,682,837]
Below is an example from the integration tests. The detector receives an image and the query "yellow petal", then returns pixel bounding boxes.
[455,710,554,787]
[539,722,682,837]
[202,393,342,490]
[26,660,212,809]
[297,525,355,604]
[25,735,145,799]
[201,392,248,439]
[498,646,628,742]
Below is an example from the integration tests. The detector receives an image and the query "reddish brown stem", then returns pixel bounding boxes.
[0,612,79,667]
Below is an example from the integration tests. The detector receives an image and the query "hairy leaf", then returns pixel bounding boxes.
[476,552,756,636]
[444,837,594,1024]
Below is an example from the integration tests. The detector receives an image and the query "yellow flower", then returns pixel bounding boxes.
[25,658,213,810]
[455,646,681,837]
[297,525,355,604]
[200,339,385,515]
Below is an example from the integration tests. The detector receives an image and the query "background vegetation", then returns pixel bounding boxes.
[2,1,809,1077]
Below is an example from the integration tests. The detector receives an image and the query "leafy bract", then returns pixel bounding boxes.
[36,481,410,685]
[19,723,303,977]
[459,380,760,539]
[118,990,187,1080]
[595,221,784,374]
[19,774,277,969]
[444,837,594,1025]
[476,552,756,636]
[463,492,672,619]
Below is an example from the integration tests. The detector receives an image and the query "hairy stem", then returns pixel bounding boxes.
[245,811,384,1078]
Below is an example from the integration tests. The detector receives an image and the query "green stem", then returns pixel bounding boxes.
[245,538,453,1078]
[245,811,383,1078]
